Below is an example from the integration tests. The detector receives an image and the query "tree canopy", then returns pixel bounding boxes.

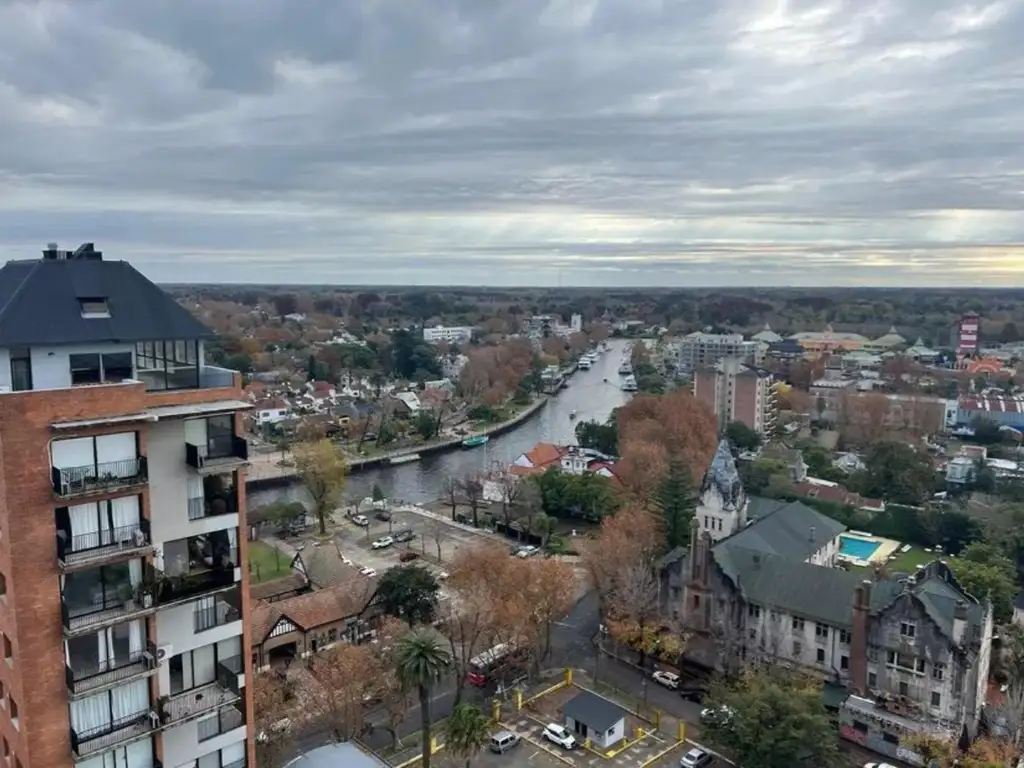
[532,467,619,521]
[574,413,619,456]
[851,440,938,506]
[293,439,348,535]
[951,542,1018,624]
[656,459,697,550]
[701,666,840,768]
[376,565,441,627]
[725,420,761,452]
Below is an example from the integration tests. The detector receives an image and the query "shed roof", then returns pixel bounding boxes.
[563,691,624,733]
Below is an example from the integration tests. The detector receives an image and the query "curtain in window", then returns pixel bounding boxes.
[123,739,154,768]
[110,679,149,721]
[69,503,100,550]
[109,496,140,543]
[187,472,203,500]
[193,644,216,687]
[128,619,143,658]
[221,738,246,763]
[70,690,111,734]
[129,559,143,587]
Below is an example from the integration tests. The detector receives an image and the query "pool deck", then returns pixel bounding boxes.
[837,532,900,568]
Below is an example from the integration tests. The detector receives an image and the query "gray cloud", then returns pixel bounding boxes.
[1,0,1023,286]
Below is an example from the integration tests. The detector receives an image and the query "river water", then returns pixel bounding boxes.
[249,339,632,508]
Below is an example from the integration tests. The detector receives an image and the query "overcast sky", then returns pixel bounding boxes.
[1,1,1023,287]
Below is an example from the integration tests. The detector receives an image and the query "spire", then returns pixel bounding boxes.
[702,439,743,506]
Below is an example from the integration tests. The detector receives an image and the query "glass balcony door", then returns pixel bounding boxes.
[67,620,146,680]
[136,340,200,390]
[63,561,144,619]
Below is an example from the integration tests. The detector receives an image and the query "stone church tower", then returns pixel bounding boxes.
[696,439,747,541]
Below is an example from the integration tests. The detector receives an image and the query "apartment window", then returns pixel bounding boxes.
[793,640,802,657]
[931,691,941,708]
[882,732,899,745]
[101,352,133,382]
[70,354,102,385]
[839,629,851,644]
[748,604,761,620]
[900,621,916,639]
[8,697,16,730]
[135,339,200,390]
[932,662,946,681]
[69,352,134,386]
[841,655,849,670]
[692,594,700,610]
[816,647,825,664]
[0,573,5,600]
[769,610,779,621]
[852,720,868,734]
[868,672,877,688]
[3,635,10,666]
[9,347,31,392]
[792,617,805,632]
[749,628,757,640]
[79,298,110,318]
[899,681,909,697]
[815,622,829,639]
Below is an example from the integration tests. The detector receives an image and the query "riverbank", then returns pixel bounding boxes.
[246,394,550,490]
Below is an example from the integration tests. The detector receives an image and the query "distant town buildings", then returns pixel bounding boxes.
[677,331,759,374]
[423,325,473,344]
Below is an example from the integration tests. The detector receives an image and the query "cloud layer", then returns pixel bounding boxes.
[1,0,1023,286]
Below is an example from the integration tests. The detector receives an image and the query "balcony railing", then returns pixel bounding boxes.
[62,573,158,635]
[185,436,248,472]
[57,519,152,569]
[70,709,156,757]
[222,759,246,768]
[65,641,158,696]
[217,655,243,695]
[198,704,245,742]
[194,590,241,633]
[52,457,148,498]
[161,675,240,725]
[156,567,236,605]
[188,493,238,521]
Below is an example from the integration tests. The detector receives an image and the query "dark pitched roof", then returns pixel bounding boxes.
[563,691,624,733]
[0,257,213,346]
[716,500,846,561]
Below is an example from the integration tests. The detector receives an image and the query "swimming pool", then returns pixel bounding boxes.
[839,535,882,561]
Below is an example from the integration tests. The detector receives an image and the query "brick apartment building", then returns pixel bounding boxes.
[693,358,777,436]
[0,244,253,768]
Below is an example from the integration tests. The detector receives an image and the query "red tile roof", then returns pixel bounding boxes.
[959,395,1024,414]
[523,442,566,468]
[252,579,377,643]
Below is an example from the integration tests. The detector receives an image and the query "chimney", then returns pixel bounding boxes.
[752,553,761,568]
[809,526,816,542]
[849,579,872,695]
[953,601,968,646]
[42,242,60,260]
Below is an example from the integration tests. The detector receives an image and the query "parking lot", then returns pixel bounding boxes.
[331,504,498,577]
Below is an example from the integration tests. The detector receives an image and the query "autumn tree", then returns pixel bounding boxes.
[253,672,293,767]
[307,642,378,741]
[293,439,348,535]
[616,389,718,500]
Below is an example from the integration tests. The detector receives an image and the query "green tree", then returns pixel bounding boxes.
[855,440,937,506]
[701,666,840,768]
[739,458,790,496]
[656,460,696,550]
[951,542,1017,624]
[372,484,385,502]
[414,410,438,440]
[443,704,491,768]
[725,421,761,452]
[293,439,348,535]
[376,565,440,627]
[533,467,619,521]
[395,628,452,768]
[574,415,619,455]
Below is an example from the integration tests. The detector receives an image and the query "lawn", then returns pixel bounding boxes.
[248,539,293,584]
[886,546,935,573]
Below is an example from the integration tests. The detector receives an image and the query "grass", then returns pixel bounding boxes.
[886,546,934,573]
[248,539,293,584]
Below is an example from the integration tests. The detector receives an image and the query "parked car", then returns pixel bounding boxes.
[371,536,394,550]
[374,509,392,521]
[680,747,713,767]
[679,687,707,703]
[393,529,415,543]
[399,551,420,562]
[351,514,369,527]
[700,705,734,728]
[542,723,577,750]
[863,764,899,768]
[516,545,538,559]
[360,566,377,577]
[488,731,520,754]
[652,670,680,689]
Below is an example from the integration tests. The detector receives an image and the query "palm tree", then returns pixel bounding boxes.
[444,704,491,767]
[394,628,451,768]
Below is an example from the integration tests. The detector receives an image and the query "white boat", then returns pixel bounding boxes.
[617,362,632,375]
[578,357,592,370]
[621,375,638,392]
[385,453,421,465]
[569,410,577,419]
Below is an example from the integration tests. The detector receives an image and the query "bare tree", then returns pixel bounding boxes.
[425,517,448,562]
[494,468,521,527]
[459,474,485,528]
[442,475,460,521]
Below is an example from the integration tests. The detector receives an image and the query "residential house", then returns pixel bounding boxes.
[423,325,473,344]
[791,480,886,514]
[254,397,292,426]
[790,325,869,357]
[511,442,567,476]
[391,390,422,415]
[834,452,866,473]
[758,444,808,483]
[562,692,626,749]
[250,579,381,670]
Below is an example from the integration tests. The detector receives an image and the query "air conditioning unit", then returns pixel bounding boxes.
[148,711,161,728]
[156,644,173,664]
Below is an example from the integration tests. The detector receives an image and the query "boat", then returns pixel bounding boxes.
[621,375,638,392]
[578,358,592,370]
[618,362,632,375]
[385,453,421,465]
[461,435,490,449]
[569,410,577,419]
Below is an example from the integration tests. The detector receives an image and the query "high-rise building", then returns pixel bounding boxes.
[693,358,777,436]
[677,332,759,375]
[952,313,981,357]
[0,244,253,768]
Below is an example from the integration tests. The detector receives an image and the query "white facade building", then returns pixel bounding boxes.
[423,325,473,344]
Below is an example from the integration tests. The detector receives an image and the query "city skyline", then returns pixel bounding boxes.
[1,1,1024,286]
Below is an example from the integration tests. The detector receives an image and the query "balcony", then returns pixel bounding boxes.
[70,709,157,758]
[66,641,158,698]
[57,519,153,572]
[156,567,236,606]
[198,703,245,742]
[194,589,242,633]
[160,662,241,726]
[188,492,238,522]
[185,436,248,474]
[52,457,148,499]
[62,571,158,636]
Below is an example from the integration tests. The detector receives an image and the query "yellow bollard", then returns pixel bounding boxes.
[492,698,501,723]
[430,736,439,754]
[515,689,523,711]
[584,737,591,750]
[654,710,660,729]
[635,726,644,740]
[565,668,573,685]
[677,721,686,742]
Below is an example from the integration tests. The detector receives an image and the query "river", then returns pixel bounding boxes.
[249,339,632,508]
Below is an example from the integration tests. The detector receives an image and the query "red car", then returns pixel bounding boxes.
[399,551,420,562]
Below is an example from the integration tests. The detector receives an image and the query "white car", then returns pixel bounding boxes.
[371,536,394,549]
[680,748,713,768]
[864,764,899,768]
[542,723,577,750]
[701,704,734,726]
[516,545,538,559]
[652,670,680,690]
[351,514,369,526]
[360,566,377,577]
